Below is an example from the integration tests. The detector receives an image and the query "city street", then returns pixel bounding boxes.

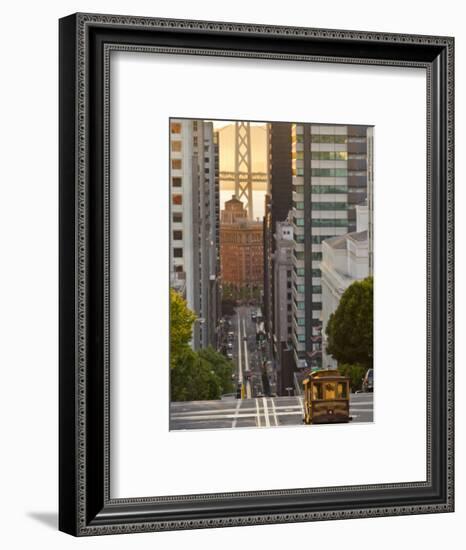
[229,305,267,399]
[170,392,373,430]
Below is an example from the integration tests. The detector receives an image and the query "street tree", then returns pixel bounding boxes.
[325,276,373,369]
[197,346,235,394]
[170,349,222,401]
[170,288,196,368]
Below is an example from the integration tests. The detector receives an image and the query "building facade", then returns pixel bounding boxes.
[263,122,293,341]
[320,204,370,369]
[272,217,295,394]
[291,123,373,370]
[220,196,263,293]
[169,118,220,350]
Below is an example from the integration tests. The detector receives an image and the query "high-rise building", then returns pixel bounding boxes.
[169,119,219,350]
[220,196,263,292]
[291,123,373,370]
[263,122,293,341]
[272,217,295,394]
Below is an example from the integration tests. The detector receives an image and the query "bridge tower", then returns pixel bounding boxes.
[234,122,253,219]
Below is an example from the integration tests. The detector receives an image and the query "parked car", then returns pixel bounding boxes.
[362,368,374,392]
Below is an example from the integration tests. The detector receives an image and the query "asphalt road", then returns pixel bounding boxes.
[170,392,374,431]
[229,305,264,399]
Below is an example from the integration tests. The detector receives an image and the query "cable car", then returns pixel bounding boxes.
[302,370,351,424]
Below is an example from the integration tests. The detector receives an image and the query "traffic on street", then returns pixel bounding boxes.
[170,305,374,430]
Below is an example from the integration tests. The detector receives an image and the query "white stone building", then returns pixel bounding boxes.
[320,205,370,369]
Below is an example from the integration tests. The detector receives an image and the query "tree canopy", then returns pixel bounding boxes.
[170,288,196,368]
[169,290,234,401]
[325,276,373,369]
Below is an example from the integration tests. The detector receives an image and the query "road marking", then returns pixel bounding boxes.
[172,407,256,415]
[172,412,303,421]
[270,398,279,426]
[232,399,241,428]
[256,398,261,427]
[262,397,271,427]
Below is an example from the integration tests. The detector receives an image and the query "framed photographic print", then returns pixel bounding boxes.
[59,13,454,536]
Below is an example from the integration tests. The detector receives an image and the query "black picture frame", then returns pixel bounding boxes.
[59,13,454,536]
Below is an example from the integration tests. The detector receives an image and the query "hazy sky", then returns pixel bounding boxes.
[212,120,268,220]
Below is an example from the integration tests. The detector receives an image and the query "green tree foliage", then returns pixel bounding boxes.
[170,288,196,368]
[197,346,235,394]
[326,276,373,369]
[338,363,367,392]
[170,349,222,401]
[169,290,235,401]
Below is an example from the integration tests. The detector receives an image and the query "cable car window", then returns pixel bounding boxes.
[312,382,323,400]
[337,382,348,398]
[323,382,336,400]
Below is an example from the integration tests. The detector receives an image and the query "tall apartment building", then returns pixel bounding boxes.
[263,122,293,340]
[169,119,220,350]
[291,123,373,370]
[272,217,295,394]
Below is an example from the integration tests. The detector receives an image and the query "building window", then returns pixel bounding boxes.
[311,168,348,177]
[312,302,323,310]
[172,159,182,170]
[172,177,182,187]
[311,235,334,244]
[311,252,322,261]
[311,269,321,277]
[172,194,182,205]
[311,218,348,227]
[173,248,183,258]
[173,213,182,223]
[171,141,182,152]
[173,230,183,241]
[311,135,347,144]
[311,151,348,160]
[311,185,347,194]
[297,334,306,342]
[312,202,348,211]
[312,285,322,294]
[170,122,182,134]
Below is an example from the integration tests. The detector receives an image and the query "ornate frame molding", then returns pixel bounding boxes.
[59,13,454,536]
